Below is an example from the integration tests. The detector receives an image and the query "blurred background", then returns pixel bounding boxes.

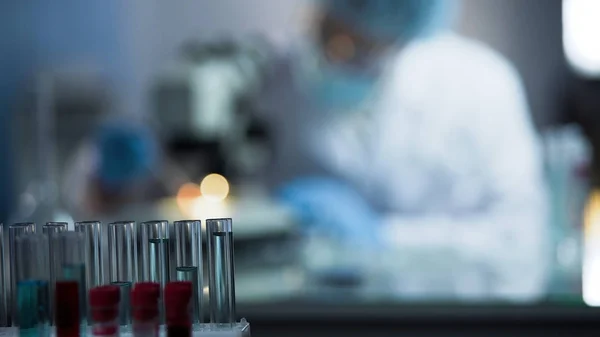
[3,0,600,335]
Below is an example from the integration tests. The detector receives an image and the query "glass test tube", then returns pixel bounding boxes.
[54,232,87,326]
[16,234,50,337]
[108,221,137,329]
[138,221,170,287]
[206,218,236,326]
[8,222,36,326]
[75,221,103,296]
[43,222,68,325]
[174,220,203,324]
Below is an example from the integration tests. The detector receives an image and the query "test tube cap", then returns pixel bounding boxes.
[131,283,160,321]
[90,286,121,307]
[131,283,160,307]
[165,282,192,325]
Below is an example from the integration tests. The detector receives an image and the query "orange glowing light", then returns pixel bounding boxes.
[176,182,202,214]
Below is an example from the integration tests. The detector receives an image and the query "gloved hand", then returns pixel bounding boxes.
[277,176,382,248]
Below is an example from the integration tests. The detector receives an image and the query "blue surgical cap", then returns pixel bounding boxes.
[96,122,156,189]
[324,0,456,41]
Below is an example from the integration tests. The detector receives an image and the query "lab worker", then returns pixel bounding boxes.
[261,0,549,300]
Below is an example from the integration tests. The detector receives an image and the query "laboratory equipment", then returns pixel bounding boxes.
[152,39,272,183]
[206,218,236,326]
[138,221,170,287]
[89,285,120,337]
[43,221,68,324]
[131,283,160,337]
[74,221,103,297]
[164,281,192,337]
[7,222,35,326]
[55,281,80,337]
[42,222,68,234]
[107,221,137,329]
[15,234,50,337]
[173,220,203,324]
[54,232,86,326]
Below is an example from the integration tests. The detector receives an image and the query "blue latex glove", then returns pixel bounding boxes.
[277,177,381,248]
[95,122,157,190]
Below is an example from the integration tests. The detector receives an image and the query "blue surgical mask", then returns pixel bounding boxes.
[310,64,379,112]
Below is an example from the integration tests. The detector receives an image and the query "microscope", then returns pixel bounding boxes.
[152,38,272,186]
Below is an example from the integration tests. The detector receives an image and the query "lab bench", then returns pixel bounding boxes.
[239,300,600,337]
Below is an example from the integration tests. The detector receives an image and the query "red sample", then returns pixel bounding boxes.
[89,285,121,336]
[164,282,193,337]
[132,282,161,337]
[55,281,80,337]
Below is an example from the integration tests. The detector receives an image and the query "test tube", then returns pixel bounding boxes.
[138,221,170,287]
[206,218,236,326]
[15,234,50,337]
[42,222,68,234]
[54,232,86,326]
[43,221,67,324]
[74,221,103,297]
[8,222,35,326]
[173,220,203,324]
[107,221,137,329]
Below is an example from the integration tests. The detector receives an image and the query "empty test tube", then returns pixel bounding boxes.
[206,218,236,326]
[16,234,50,337]
[54,232,86,326]
[42,222,68,234]
[8,222,35,326]
[74,221,103,300]
[108,221,137,329]
[43,222,68,324]
[174,220,203,324]
[138,221,170,287]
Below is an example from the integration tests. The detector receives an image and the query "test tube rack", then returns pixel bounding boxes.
[0,219,249,336]
[0,320,251,337]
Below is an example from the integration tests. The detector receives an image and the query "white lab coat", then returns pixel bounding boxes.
[259,32,549,301]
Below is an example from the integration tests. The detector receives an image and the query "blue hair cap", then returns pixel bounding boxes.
[324,0,457,41]
[95,122,157,189]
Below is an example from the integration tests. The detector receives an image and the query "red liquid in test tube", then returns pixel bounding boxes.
[132,282,161,337]
[89,286,120,337]
[165,282,193,337]
[55,281,80,337]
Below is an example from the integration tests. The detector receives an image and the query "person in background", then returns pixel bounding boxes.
[259,0,549,300]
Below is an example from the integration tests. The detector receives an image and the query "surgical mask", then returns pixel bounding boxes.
[311,64,378,112]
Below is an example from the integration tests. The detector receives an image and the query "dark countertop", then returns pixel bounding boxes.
[240,301,600,337]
